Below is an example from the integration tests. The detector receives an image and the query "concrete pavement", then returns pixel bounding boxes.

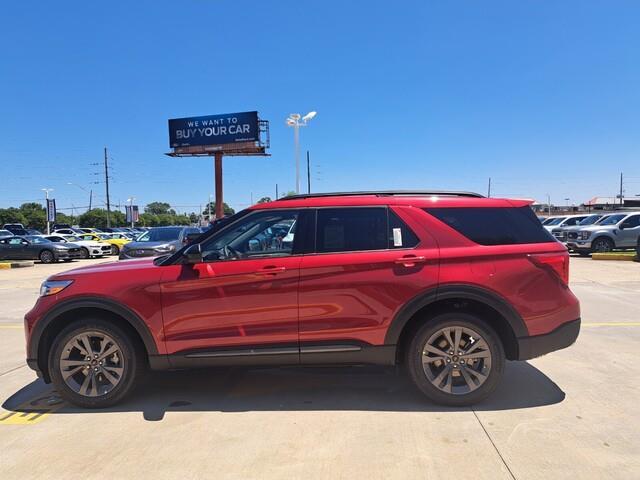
[0,257,638,479]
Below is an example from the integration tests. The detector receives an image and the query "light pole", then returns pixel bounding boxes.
[127,196,136,228]
[286,111,317,194]
[42,188,54,234]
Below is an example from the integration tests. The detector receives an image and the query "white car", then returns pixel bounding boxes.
[44,234,111,259]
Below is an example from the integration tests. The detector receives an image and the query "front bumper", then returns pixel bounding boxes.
[516,318,580,360]
[55,250,83,259]
[567,240,592,250]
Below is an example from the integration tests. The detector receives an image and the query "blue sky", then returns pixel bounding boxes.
[1,0,639,214]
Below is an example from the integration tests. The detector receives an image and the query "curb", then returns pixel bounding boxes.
[591,253,637,261]
[0,261,35,269]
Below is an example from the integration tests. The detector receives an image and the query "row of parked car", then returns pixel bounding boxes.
[0,223,203,263]
[539,211,640,256]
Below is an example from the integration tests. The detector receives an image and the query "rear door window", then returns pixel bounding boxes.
[425,206,555,245]
[316,208,387,253]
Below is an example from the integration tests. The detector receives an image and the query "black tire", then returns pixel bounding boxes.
[48,318,144,408]
[110,245,120,255]
[63,259,73,262]
[406,313,505,406]
[80,247,89,259]
[39,249,55,264]
[591,237,614,253]
[577,251,590,257]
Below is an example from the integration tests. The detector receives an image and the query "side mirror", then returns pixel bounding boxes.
[183,243,203,264]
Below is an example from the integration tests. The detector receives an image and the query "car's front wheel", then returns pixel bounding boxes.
[591,237,614,253]
[406,313,505,406]
[110,245,120,255]
[80,247,89,259]
[48,319,143,408]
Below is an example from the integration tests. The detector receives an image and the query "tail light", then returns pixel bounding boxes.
[528,252,569,285]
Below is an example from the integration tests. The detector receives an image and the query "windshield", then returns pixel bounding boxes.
[65,235,81,242]
[599,214,626,226]
[136,228,182,242]
[578,215,601,226]
[97,234,113,240]
[546,217,567,225]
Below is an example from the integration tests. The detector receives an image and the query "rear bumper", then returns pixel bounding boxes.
[516,318,580,360]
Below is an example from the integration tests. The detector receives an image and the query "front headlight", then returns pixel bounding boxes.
[40,280,74,297]
[155,244,176,253]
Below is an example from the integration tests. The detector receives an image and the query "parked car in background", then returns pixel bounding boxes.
[44,234,111,259]
[549,214,591,242]
[542,216,567,231]
[567,212,640,255]
[25,229,43,235]
[53,227,85,236]
[2,223,28,236]
[77,233,131,255]
[52,223,72,231]
[0,235,83,263]
[541,216,561,226]
[77,228,103,234]
[119,226,201,260]
[0,229,13,239]
[564,214,611,247]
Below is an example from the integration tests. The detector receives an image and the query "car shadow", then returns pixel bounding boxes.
[2,361,565,422]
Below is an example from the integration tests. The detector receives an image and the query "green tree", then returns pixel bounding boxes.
[202,202,235,218]
[257,196,272,204]
[0,208,27,227]
[283,191,297,198]
[18,203,47,230]
[138,213,159,227]
[145,202,175,216]
[77,209,125,229]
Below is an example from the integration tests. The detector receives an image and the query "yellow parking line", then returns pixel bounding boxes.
[0,391,64,425]
[582,322,640,327]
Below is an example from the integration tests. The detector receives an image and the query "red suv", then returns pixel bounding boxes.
[25,191,580,408]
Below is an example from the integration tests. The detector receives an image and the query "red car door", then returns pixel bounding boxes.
[159,209,303,360]
[298,206,439,351]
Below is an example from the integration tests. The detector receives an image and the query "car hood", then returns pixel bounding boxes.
[123,241,176,249]
[52,258,156,278]
[53,242,82,249]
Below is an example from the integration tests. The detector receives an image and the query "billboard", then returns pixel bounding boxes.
[46,199,56,222]
[168,111,259,148]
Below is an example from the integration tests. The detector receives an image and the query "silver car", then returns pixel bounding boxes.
[567,212,640,255]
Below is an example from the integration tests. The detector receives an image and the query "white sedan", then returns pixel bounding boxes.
[44,234,112,259]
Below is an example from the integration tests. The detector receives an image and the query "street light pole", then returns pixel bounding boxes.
[42,188,54,234]
[286,112,317,194]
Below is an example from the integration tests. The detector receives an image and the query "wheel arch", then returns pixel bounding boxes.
[386,284,527,361]
[30,297,160,382]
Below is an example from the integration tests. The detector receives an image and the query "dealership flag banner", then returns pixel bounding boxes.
[126,205,139,223]
[46,199,56,222]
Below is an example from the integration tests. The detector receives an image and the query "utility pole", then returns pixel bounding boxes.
[104,147,111,227]
[307,150,311,194]
[619,172,624,208]
[275,184,279,200]
[89,189,92,211]
[487,177,491,198]
[547,194,551,216]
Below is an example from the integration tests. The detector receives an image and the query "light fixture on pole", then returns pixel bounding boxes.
[286,111,317,194]
[42,188,54,234]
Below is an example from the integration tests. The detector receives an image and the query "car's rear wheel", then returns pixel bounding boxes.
[80,247,89,259]
[591,237,614,253]
[406,313,505,406]
[48,319,143,408]
[39,249,55,264]
[110,245,119,255]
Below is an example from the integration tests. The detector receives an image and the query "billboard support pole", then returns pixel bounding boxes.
[214,152,224,220]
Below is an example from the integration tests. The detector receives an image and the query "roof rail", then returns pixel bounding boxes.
[276,190,485,201]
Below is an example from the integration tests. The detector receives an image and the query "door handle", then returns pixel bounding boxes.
[255,266,286,275]
[394,255,427,267]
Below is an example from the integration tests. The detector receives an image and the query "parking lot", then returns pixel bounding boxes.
[0,257,638,480]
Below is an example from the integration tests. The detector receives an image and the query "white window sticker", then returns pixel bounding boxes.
[393,228,403,247]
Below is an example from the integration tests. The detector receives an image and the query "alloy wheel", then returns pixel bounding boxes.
[59,332,125,397]
[40,250,54,263]
[593,239,612,252]
[421,325,492,395]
